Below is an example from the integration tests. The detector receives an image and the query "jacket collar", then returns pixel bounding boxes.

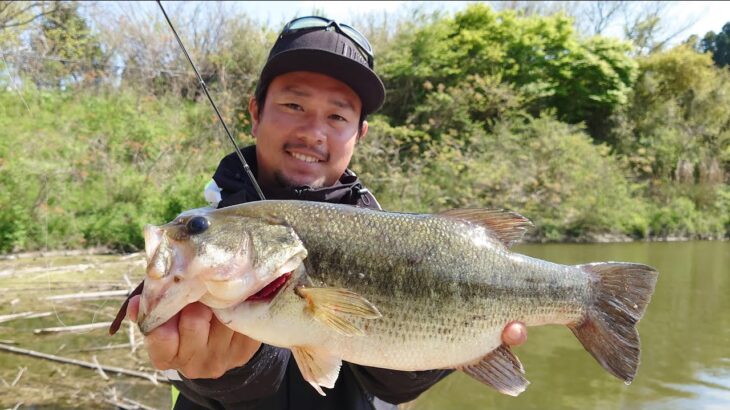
[214,145,367,204]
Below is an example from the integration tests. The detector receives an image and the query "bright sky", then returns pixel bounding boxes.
[232,1,730,42]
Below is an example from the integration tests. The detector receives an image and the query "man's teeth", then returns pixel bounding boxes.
[291,152,319,163]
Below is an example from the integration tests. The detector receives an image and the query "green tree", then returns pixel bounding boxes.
[378,4,636,141]
[699,22,730,68]
[609,44,730,238]
[28,1,106,88]
[0,1,61,48]
[353,113,647,240]
[612,45,730,183]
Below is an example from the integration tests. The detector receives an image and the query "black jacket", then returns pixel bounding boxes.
[172,146,452,410]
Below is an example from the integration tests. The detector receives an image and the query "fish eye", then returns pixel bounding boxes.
[186,216,210,235]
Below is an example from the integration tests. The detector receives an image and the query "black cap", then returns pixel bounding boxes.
[256,29,385,116]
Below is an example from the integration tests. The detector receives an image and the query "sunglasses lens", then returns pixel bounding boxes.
[282,16,374,64]
[287,16,330,31]
[341,25,372,53]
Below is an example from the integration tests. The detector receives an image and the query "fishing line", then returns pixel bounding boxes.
[1,51,68,327]
[156,0,265,201]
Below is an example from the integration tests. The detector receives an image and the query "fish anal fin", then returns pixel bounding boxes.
[438,209,533,247]
[291,346,342,396]
[459,344,529,396]
[296,287,382,337]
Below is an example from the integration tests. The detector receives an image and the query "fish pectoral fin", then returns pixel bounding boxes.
[291,346,342,396]
[459,343,530,396]
[296,287,382,337]
[438,209,533,248]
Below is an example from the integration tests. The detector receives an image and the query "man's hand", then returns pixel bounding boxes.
[502,321,527,346]
[127,295,261,379]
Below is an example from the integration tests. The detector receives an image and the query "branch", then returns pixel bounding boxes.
[0,343,168,384]
[0,311,53,323]
[592,1,625,34]
[34,322,113,334]
[0,2,62,30]
[43,289,130,301]
[0,1,38,26]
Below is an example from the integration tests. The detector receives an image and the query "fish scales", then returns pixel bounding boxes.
[224,201,590,369]
[132,199,658,397]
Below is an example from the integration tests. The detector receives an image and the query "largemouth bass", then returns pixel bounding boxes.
[131,200,658,396]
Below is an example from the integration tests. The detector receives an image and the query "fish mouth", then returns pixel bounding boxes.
[245,271,292,302]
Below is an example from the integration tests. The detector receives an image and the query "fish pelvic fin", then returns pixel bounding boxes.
[296,287,382,337]
[291,346,342,396]
[437,209,533,248]
[459,343,529,396]
[570,262,658,384]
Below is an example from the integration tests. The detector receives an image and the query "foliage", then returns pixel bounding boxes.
[26,1,107,89]
[610,45,730,182]
[699,22,730,68]
[0,2,61,48]
[355,113,648,241]
[0,88,221,252]
[0,2,728,252]
[378,4,637,140]
[608,45,730,239]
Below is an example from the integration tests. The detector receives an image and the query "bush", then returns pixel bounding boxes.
[0,88,221,252]
[354,113,649,241]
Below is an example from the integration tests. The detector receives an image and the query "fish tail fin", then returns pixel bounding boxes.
[569,262,658,383]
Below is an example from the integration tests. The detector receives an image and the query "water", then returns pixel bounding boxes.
[413,241,730,410]
[0,253,169,409]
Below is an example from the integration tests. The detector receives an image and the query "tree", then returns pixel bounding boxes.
[622,1,698,55]
[574,1,626,35]
[492,1,629,36]
[379,4,636,141]
[27,1,106,88]
[0,1,61,48]
[611,45,730,187]
[0,1,61,31]
[699,23,730,68]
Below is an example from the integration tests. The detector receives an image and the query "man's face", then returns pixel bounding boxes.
[250,71,368,189]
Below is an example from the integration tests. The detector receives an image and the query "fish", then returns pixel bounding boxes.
[132,200,658,397]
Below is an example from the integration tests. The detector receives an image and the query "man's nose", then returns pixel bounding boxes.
[296,114,327,144]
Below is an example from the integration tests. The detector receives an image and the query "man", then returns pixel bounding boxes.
[125,16,527,409]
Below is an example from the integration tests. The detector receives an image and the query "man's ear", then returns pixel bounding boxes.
[248,96,260,137]
[358,120,369,142]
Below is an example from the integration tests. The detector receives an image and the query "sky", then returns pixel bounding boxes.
[227,1,730,42]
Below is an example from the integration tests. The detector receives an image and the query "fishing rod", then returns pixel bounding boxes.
[156,0,265,201]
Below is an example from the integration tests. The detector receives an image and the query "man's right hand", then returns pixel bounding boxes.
[127,295,261,379]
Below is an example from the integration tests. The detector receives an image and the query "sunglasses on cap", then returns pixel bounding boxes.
[280,16,374,68]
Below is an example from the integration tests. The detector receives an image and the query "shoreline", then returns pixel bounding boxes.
[525,233,729,244]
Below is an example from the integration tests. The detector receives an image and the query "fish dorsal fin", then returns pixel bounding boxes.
[438,209,533,247]
[459,343,530,396]
[296,287,382,336]
[291,346,342,396]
